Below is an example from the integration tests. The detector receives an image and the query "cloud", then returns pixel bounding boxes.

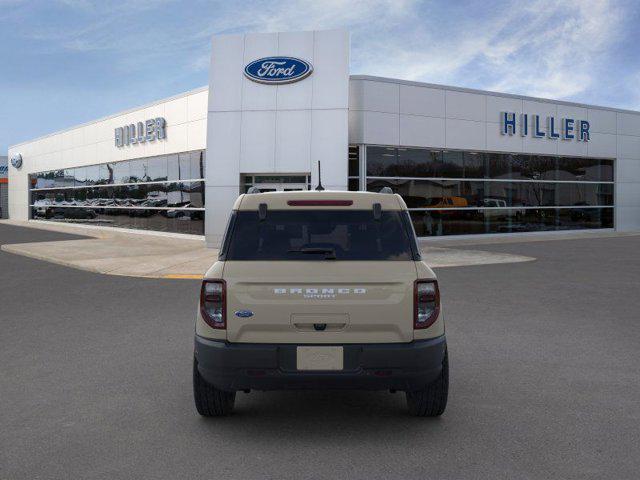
[628,70,640,110]
[345,0,625,101]
[181,0,420,71]
[2,0,637,105]
[2,0,638,152]
[483,0,624,99]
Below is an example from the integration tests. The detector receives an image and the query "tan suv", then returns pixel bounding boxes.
[193,190,448,416]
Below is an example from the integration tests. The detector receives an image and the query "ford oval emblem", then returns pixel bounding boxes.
[235,310,254,318]
[244,56,313,85]
[10,153,23,169]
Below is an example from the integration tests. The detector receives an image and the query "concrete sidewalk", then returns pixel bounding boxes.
[0,220,217,278]
[0,219,537,278]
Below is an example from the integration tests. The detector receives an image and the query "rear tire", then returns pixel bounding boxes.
[406,349,449,417]
[193,359,236,417]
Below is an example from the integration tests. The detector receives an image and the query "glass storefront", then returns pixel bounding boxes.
[349,146,615,236]
[27,145,616,238]
[29,151,205,235]
[240,174,311,193]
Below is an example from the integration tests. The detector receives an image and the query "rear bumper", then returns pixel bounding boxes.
[194,335,446,392]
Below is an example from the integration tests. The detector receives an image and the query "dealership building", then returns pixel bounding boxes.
[0,156,7,219]
[7,29,640,246]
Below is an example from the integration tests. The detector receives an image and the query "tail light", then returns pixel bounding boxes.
[200,280,226,329]
[414,280,440,329]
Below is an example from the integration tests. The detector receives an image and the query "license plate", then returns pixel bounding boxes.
[296,346,343,371]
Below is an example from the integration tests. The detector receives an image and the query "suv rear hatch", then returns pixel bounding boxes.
[220,204,420,343]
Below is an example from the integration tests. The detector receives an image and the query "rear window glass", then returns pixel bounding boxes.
[224,210,416,261]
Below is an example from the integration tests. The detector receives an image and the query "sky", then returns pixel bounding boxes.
[1,0,639,153]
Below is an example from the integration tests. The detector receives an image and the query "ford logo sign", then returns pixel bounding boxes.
[244,56,313,85]
[10,153,23,169]
[234,310,254,318]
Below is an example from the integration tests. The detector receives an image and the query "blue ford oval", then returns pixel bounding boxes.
[234,310,254,318]
[244,56,313,84]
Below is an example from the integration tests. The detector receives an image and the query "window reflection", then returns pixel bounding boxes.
[129,159,148,183]
[145,183,168,207]
[85,165,99,185]
[177,152,202,180]
[30,206,204,235]
[112,161,130,184]
[75,167,87,187]
[463,152,487,178]
[167,154,180,181]
[440,151,463,177]
[410,207,613,237]
[53,170,66,187]
[364,146,615,237]
[486,153,510,178]
[28,150,206,235]
[148,156,168,182]
[188,181,205,208]
[29,146,612,238]
[99,164,113,185]
[367,147,614,183]
[367,179,614,208]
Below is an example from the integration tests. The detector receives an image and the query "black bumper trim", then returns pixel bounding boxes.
[194,335,446,392]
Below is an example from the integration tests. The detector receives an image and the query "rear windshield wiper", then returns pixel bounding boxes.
[287,247,337,260]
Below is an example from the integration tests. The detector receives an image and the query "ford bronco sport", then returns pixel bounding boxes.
[193,190,448,416]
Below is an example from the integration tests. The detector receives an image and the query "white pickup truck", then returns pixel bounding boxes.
[193,190,448,416]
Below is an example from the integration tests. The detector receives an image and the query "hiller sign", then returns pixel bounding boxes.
[500,112,590,142]
[115,117,166,147]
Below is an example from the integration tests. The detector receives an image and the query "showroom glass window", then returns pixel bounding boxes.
[348,145,614,236]
[28,150,206,235]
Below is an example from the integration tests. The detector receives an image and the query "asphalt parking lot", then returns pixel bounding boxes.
[1,224,639,480]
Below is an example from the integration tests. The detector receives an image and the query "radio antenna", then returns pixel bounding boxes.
[315,161,325,191]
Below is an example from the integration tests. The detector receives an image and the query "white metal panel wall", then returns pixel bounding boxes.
[616,113,640,230]
[206,29,350,247]
[348,76,640,232]
[7,88,209,222]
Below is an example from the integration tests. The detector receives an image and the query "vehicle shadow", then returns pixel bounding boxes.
[195,390,447,441]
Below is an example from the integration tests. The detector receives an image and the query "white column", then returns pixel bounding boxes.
[205,30,350,247]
